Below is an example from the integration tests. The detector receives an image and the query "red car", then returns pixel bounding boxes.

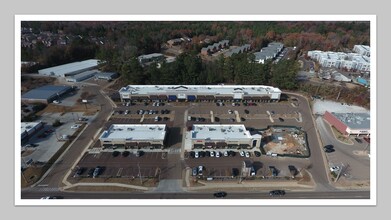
[363,137,370,143]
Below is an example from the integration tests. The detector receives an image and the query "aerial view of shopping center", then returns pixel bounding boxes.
[18,18,372,202]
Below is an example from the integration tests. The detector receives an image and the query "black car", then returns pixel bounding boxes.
[254,151,261,157]
[324,144,334,150]
[229,151,236,157]
[232,168,239,177]
[74,167,85,177]
[244,109,250,114]
[324,148,335,153]
[190,151,195,158]
[87,168,95,177]
[112,151,120,157]
[122,151,130,157]
[278,117,284,122]
[269,190,285,196]
[213,192,227,198]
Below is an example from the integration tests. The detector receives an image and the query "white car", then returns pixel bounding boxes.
[223,151,228,157]
[215,151,220,158]
[52,100,60,104]
[71,124,80,129]
[330,166,340,172]
[210,151,215,157]
[245,151,250,158]
[240,151,245,157]
[195,151,199,158]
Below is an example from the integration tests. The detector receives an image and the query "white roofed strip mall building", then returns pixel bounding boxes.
[190,124,262,149]
[99,124,167,149]
[119,85,281,103]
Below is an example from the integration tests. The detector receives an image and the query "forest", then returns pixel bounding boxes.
[21,21,370,91]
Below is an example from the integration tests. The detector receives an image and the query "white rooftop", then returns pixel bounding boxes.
[99,124,166,141]
[119,85,281,96]
[38,59,99,76]
[191,124,252,141]
[21,122,41,135]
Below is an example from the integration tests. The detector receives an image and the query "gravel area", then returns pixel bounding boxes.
[312,100,370,115]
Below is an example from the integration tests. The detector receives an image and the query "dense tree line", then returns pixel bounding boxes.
[119,52,300,90]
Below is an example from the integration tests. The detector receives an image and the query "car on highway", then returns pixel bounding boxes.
[269,190,285,196]
[40,196,62,199]
[213,191,227,198]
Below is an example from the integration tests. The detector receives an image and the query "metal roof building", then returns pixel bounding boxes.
[99,124,167,149]
[65,70,98,82]
[21,121,44,142]
[21,85,73,104]
[38,59,100,77]
[95,72,118,81]
[119,85,281,102]
[190,124,262,149]
[324,111,370,136]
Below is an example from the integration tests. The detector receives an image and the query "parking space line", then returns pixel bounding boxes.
[116,168,123,177]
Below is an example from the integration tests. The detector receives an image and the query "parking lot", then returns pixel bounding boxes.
[72,152,168,180]
[184,150,310,180]
[73,94,322,185]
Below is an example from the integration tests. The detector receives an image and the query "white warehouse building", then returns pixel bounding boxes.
[190,124,262,149]
[119,85,281,102]
[38,59,100,77]
[99,124,167,149]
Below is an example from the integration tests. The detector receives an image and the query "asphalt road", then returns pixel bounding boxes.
[21,190,370,200]
[34,85,114,187]
[284,92,333,191]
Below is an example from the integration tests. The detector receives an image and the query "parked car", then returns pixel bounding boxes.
[232,168,239,177]
[122,151,130,157]
[198,165,204,176]
[240,151,245,157]
[195,151,199,158]
[87,168,95,177]
[215,151,221,158]
[269,190,285,196]
[244,109,250,114]
[269,166,278,176]
[73,167,85,177]
[112,151,120,157]
[93,166,102,178]
[254,151,261,157]
[278,117,284,122]
[363,137,370,143]
[71,124,80,129]
[136,150,143,157]
[245,151,250,158]
[192,167,198,176]
[210,151,215,157]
